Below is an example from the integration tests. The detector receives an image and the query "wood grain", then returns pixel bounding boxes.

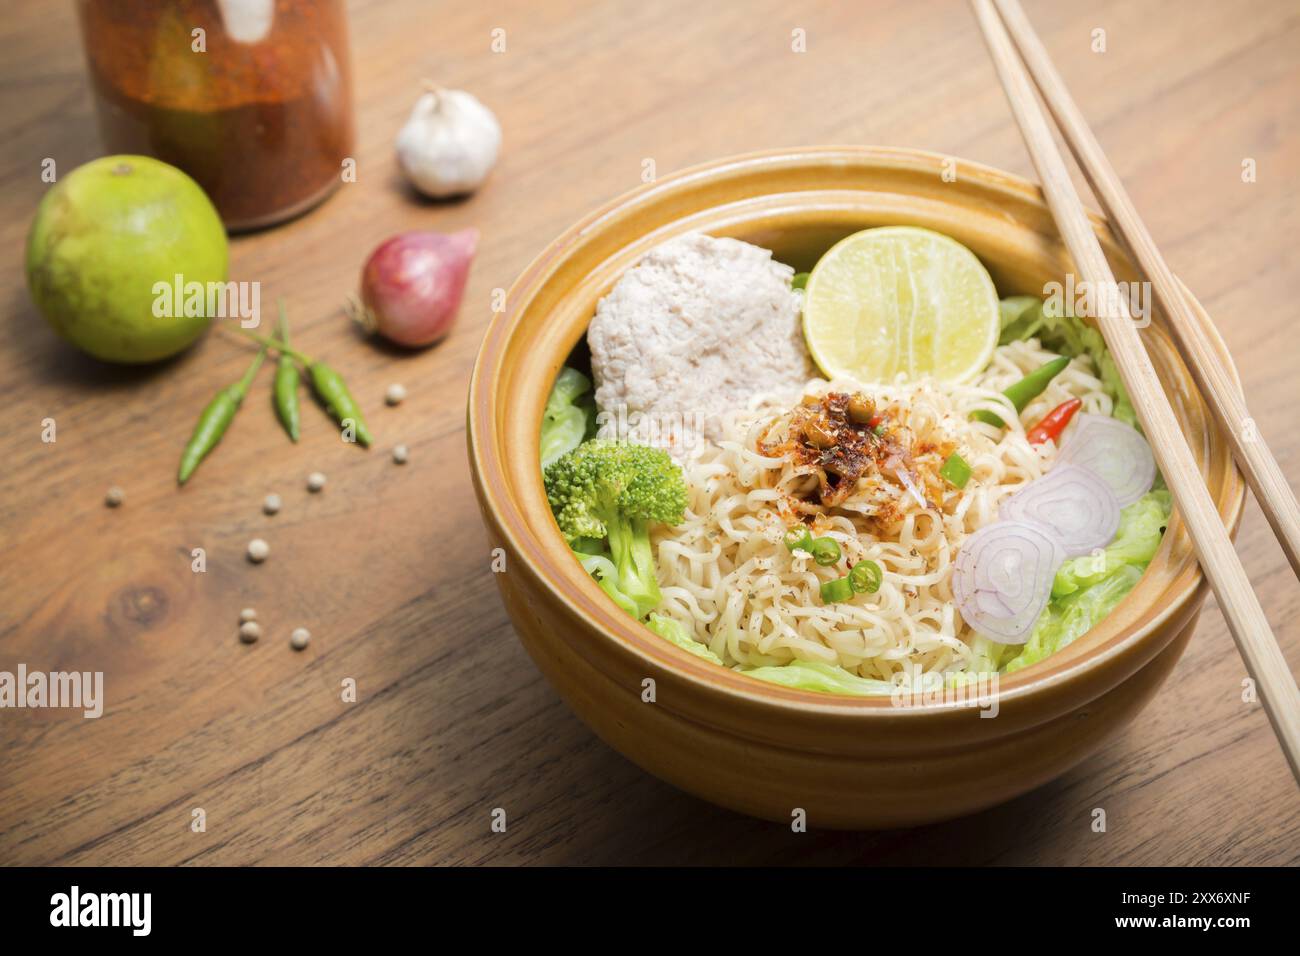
[1,0,1297,865]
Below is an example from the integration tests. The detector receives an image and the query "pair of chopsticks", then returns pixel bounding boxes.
[971,0,1300,784]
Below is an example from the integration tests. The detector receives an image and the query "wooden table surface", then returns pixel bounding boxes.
[2,0,1297,866]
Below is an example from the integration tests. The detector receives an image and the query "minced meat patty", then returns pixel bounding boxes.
[588,232,813,460]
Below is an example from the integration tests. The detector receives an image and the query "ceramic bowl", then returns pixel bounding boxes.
[467,147,1243,828]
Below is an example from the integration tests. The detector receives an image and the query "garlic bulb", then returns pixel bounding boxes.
[395,85,501,198]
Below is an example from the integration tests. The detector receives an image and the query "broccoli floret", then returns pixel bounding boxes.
[544,440,687,618]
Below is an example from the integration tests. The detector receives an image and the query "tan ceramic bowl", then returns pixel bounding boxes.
[468,147,1244,828]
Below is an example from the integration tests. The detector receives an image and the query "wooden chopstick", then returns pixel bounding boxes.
[993,0,1300,582]
[970,0,1300,784]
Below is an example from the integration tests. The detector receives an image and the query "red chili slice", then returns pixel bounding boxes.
[1026,398,1082,445]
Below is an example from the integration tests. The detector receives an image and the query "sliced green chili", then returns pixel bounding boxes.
[272,302,301,442]
[820,576,854,604]
[972,355,1071,428]
[939,451,972,489]
[809,536,841,566]
[849,559,883,594]
[239,329,373,447]
[784,527,813,552]
[791,272,810,290]
[178,344,267,484]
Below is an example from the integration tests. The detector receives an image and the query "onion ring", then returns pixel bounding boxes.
[998,464,1121,557]
[952,520,1065,644]
[1055,414,1156,506]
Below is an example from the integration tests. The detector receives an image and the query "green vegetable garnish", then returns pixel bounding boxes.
[577,552,640,618]
[570,536,606,555]
[849,560,883,594]
[791,272,810,290]
[544,439,688,619]
[784,527,813,552]
[647,614,723,664]
[939,451,972,489]
[972,356,1070,428]
[820,576,854,603]
[740,660,894,696]
[1004,565,1142,674]
[809,536,841,566]
[1051,490,1171,598]
[965,634,1010,674]
[540,367,596,469]
[998,295,1042,336]
[999,298,1137,428]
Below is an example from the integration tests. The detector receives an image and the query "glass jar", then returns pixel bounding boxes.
[76,0,355,231]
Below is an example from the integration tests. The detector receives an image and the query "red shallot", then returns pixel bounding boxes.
[348,228,478,348]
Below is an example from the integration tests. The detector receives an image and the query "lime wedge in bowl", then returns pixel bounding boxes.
[802,226,999,384]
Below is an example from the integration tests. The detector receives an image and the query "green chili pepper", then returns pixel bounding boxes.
[849,559,883,594]
[939,451,972,489]
[239,330,373,447]
[784,527,813,552]
[791,272,810,290]
[809,536,841,566]
[273,303,301,442]
[972,356,1071,428]
[820,576,854,604]
[309,363,372,447]
[177,344,267,484]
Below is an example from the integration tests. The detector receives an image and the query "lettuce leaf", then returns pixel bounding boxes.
[998,295,1041,340]
[540,367,596,469]
[739,660,895,696]
[1095,353,1137,428]
[579,552,640,618]
[647,613,724,665]
[1052,490,1172,598]
[966,634,1011,674]
[1001,489,1171,673]
[1003,564,1142,674]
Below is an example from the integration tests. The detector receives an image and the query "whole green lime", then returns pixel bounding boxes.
[25,155,228,363]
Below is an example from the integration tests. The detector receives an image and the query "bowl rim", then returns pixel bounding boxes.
[469,145,1245,718]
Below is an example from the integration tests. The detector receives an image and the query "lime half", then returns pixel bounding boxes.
[802,226,999,384]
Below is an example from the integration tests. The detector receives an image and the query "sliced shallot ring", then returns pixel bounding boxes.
[952,520,1065,644]
[998,464,1120,557]
[1055,413,1156,507]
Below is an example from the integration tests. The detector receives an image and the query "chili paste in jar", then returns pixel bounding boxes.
[77,0,355,231]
